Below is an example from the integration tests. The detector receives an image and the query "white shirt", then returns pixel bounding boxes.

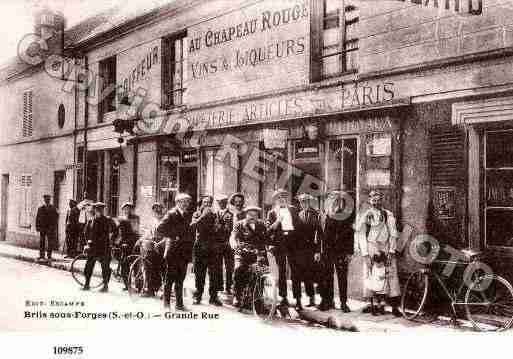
[278,207,294,231]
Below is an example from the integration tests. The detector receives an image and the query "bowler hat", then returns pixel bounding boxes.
[244,205,262,213]
[216,194,229,201]
[175,193,192,202]
[121,202,134,209]
[297,193,315,201]
[43,194,51,199]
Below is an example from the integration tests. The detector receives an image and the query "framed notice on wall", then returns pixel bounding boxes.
[433,186,456,219]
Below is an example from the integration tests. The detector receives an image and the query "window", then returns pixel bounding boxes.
[22,90,33,137]
[57,104,65,128]
[484,129,513,248]
[311,0,359,81]
[18,175,32,228]
[98,56,117,122]
[162,33,187,108]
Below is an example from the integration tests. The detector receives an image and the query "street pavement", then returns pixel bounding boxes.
[0,243,469,333]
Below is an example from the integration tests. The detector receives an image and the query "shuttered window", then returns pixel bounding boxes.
[430,127,465,187]
[98,56,117,123]
[18,175,32,228]
[22,90,33,137]
[162,32,187,109]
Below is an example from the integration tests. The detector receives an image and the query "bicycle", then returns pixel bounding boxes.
[127,241,166,301]
[401,249,513,331]
[238,249,278,321]
[110,244,139,284]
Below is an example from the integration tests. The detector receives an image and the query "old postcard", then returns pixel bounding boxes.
[0,0,510,357]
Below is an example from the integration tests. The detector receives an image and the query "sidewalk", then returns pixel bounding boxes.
[0,242,469,332]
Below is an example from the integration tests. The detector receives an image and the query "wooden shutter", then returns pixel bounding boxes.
[22,91,33,137]
[309,0,323,83]
[430,127,466,187]
[18,175,32,228]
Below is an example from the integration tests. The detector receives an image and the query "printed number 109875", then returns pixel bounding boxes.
[53,346,83,355]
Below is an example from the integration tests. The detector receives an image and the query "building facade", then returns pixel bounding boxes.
[2,0,513,292]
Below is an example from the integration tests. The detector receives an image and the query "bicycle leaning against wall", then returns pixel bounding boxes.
[401,248,513,332]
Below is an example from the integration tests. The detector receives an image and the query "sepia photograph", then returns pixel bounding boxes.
[0,0,510,357]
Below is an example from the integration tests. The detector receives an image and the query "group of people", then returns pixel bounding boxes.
[36,187,402,316]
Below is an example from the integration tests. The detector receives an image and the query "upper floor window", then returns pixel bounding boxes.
[98,56,117,122]
[22,90,33,137]
[162,32,187,109]
[311,0,359,81]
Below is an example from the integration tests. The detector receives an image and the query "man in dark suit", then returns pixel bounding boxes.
[64,199,80,258]
[116,202,140,291]
[295,193,321,310]
[317,190,355,312]
[266,188,301,307]
[191,195,222,306]
[35,194,59,261]
[82,202,118,292]
[229,206,268,307]
[157,192,194,311]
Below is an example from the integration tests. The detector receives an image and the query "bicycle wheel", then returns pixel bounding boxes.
[401,270,429,320]
[127,256,146,300]
[253,273,277,320]
[465,274,513,331]
[70,254,104,289]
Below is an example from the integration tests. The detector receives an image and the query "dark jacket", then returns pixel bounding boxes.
[266,205,302,250]
[216,209,244,241]
[319,208,355,257]
[35,204,58,233]
[157,207,194,262]
[84,215,117,256]
[117,216,138,251]
[65,207,81,235]
[191,207,218,251]
[297,207,321,252]
[231,218,268,256]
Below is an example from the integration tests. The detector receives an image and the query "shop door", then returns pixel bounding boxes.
[179,166,198,211]
[0,174,9,241]
[326,137,358,204]
[85,151,104,202]
[290,139,323,209]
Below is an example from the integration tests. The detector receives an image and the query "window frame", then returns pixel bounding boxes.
[98,56,117,123]
[162,31,187,110]
[311,0,359,82]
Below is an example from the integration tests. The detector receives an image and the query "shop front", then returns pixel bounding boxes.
[452,95,513,280]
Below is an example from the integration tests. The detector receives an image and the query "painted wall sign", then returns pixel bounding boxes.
[181,82,395,131]
[186,0,309,105]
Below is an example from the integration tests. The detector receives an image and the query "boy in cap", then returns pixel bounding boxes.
[35,194,59,261]
[82,202,118,292]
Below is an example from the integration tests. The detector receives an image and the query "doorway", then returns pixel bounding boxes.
[54,170,67,251]
[0,174,9,241]
[326,137,359,205]
[179,166,198,211]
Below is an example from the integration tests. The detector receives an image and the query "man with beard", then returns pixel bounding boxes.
[191,195,223,306]
[157,193,194,311]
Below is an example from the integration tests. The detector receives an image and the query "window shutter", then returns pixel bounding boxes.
[430,127,466,187]
[22,91,33,137]
[310,0,323,82]
[17,175,32,228]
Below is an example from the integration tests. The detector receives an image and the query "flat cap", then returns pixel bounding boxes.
[93,202,106,208]
[244,205,262,213]
[215,194,229,201]
[121,202,134,209]
[151,202,164,210]
[369,190,384,198]
[297,193,315,201]
[175,193,192,202]
[43,194,51,198]
[271,188,289,200]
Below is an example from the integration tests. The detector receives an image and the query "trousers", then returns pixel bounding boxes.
[163,257,188,306]
[193,248,222,299]
[220,243,234,291]
[84,254,111,286]
[319,254,349,305]
[39,232,55,259]
[288,249,315,299]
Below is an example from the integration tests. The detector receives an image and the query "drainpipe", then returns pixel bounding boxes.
[82,56,89,200]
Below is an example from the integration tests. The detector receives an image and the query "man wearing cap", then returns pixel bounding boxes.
[317,190,355,312]
[215,193,245,295]
[134,202,166,296]
[191,195,223,306]
[157,192,194,311]
[295,193,321,310]
[116,202,140,291]
[355,190,401,317]
[35,194,59,261]
[230,205,268,307]
[82,202,118,292]
[266,188,301,307]
[64,199,80,258]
